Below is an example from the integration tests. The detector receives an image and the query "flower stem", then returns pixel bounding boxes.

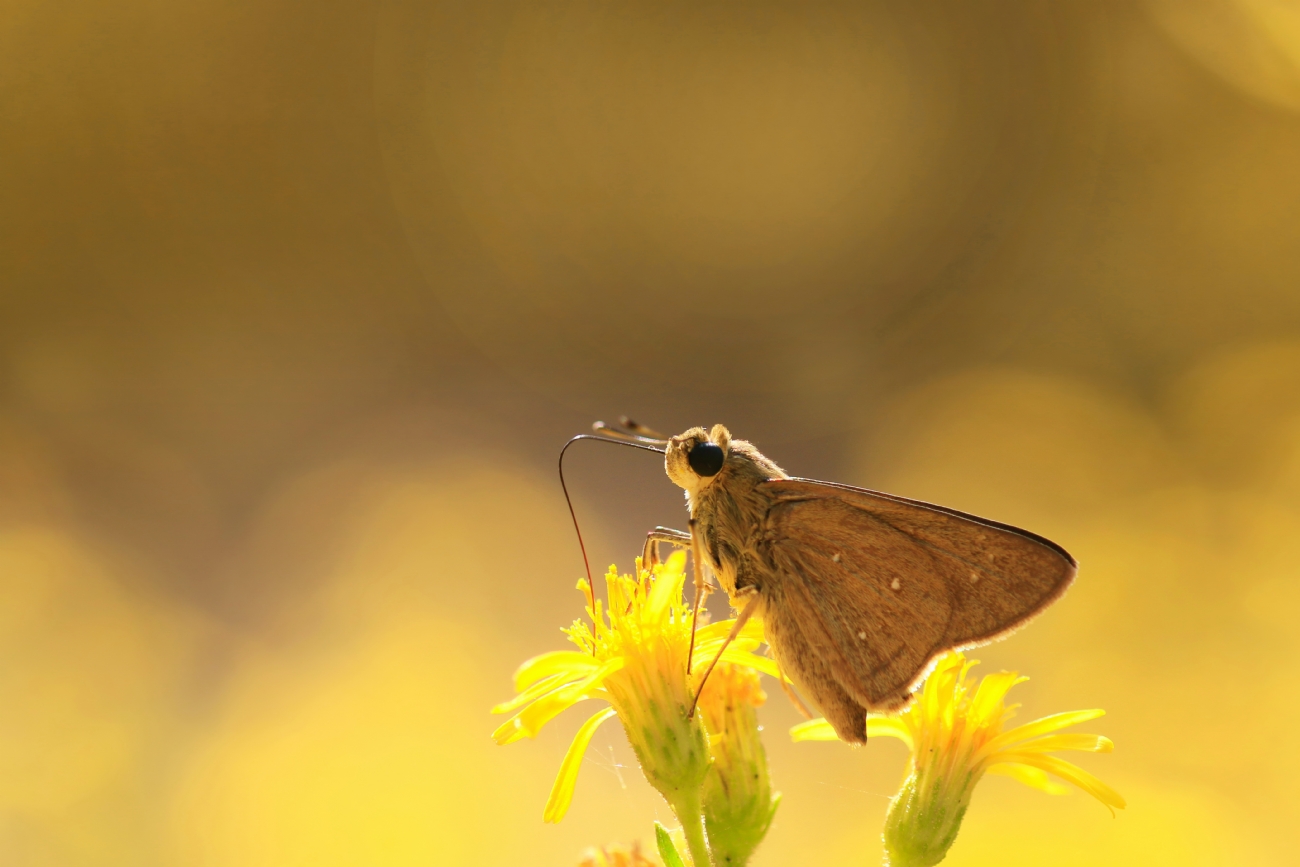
[673,795,711,867]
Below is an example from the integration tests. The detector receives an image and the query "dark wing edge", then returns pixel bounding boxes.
[771,477,1078,647]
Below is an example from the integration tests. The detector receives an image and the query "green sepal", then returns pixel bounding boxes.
[655,821,688,867]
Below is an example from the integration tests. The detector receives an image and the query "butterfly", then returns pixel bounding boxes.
[593,419,1076,744]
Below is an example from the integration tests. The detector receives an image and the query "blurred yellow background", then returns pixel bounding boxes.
[3,1,1300,864]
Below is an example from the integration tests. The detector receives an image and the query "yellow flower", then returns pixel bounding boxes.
[492,552,776,865]
[792,651,1124,867]
[697,663,780,867]
[576,841,659,867]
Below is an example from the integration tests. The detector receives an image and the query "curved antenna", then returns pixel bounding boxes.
[558,434,668,612]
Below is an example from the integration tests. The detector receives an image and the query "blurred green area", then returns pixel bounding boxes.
[2,1,1300,864]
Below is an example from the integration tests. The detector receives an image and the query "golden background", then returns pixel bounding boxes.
[4,1,1300,864]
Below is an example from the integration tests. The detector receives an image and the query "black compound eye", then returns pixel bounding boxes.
[687,442,726,477]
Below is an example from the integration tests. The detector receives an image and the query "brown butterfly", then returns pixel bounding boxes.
[587,419,1076,744]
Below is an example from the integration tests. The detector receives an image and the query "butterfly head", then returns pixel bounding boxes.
[665,424,733,493]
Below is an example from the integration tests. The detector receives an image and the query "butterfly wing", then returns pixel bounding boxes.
[757,478,1075,736]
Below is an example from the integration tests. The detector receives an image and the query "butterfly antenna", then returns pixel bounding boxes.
[592,418,670,446]
[558,432,667,633]
[619,416,669,441]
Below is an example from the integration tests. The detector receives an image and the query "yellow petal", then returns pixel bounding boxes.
[495,658,623,744]
[790,719,840,742]
[605,568,631,627]
[543,707,618,823]
[694,616,766,647]
[644,559,686,627]
[789,716,912,746]
[866,716,914,748]
[693,634,767,674]
[491,672,569,715]
[514,650,600,691]
[491,714,528,745]
[986,762,1070,795]
[978,709,1105,760]
[998,752,1127,815]
[717,647,780,679]
[920,654,964,727]
[997,733,1114,755]
[966,671,1025,729]
[577,574,595,612]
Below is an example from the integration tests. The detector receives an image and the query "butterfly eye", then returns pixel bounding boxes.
[687,442,725,477]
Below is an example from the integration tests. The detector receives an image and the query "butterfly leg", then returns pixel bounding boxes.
[684,519,720,677]
[641,526,691,572]
[687,589,761,719]
[776,662,815,721]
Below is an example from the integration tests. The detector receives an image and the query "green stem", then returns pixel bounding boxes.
[673,795,711,867]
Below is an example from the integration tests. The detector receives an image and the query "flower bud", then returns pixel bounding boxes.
[881,767,973,867]
[605,646,711,812]
[697,662,780,866]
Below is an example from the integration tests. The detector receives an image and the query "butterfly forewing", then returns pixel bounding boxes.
[758,478,1076,731]
[763,494,954,710]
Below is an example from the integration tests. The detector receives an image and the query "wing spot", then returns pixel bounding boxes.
[858,630,867,640]
[832,553,841,563]
[969,572,980,583]
[890,578,901,591]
